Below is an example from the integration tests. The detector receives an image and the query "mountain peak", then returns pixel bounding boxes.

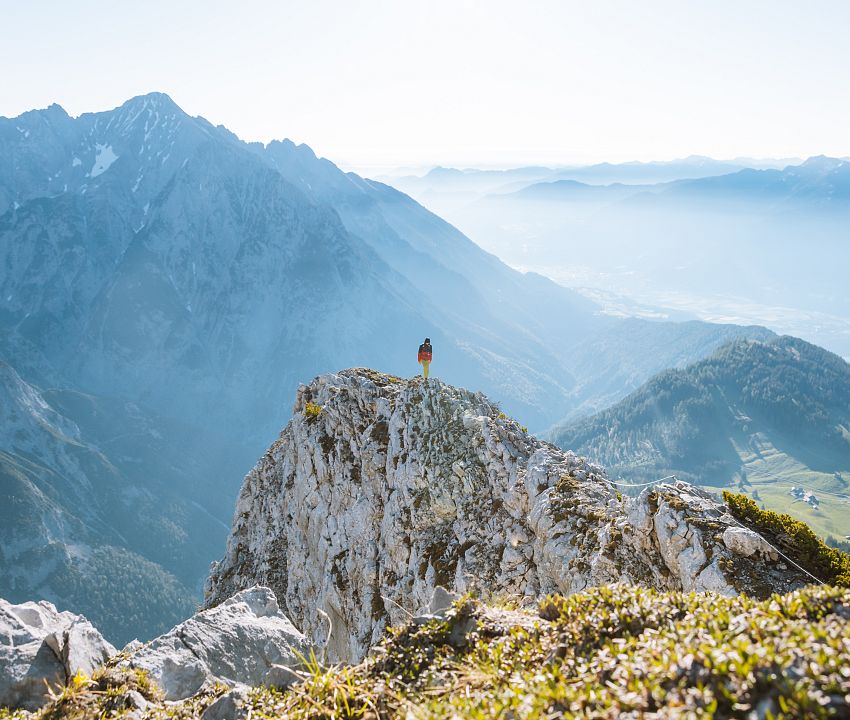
[204,368,810,662]
[121,91,181,112]
[92,91,188,130]
[2,102,70,123]
[265,137,317,160]
[42,103,70,119]
[426,166,464,178]
[553,334,850,539]
[800,154,845,171]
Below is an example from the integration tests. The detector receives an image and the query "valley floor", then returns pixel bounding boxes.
[731,434,850,542]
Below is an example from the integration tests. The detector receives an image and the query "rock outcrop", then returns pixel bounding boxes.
[0,598,116,711]
[205,369,810,663]
[122,586,309,700]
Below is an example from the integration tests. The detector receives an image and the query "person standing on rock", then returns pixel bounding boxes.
[417,338,433,379]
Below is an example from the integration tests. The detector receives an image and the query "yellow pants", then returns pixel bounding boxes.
[420,360,430,378]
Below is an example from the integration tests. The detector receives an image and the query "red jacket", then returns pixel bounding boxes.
[418,345,432,362]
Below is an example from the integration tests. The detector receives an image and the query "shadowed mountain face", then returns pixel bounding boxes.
[551,336,850,539]
[0,93,772,640]
[1,94,585,435]
[0,360,249,644]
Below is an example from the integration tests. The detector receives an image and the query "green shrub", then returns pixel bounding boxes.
[723,491,850,587]
[303,402,322,420]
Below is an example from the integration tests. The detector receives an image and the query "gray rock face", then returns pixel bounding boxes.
[122,586,309,700]
[205,370,809,663]
[0,598,116,711]
[201,687,251,720]
[723,525,779,560]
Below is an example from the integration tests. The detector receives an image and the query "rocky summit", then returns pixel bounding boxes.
[205,368,810,663]
[2,369,847,718]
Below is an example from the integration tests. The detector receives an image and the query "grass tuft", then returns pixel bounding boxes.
[303,402,322,421]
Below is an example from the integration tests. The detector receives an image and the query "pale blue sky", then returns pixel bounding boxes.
[2,0,849,169]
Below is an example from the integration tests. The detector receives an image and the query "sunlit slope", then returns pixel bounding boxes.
[551,336,850,539]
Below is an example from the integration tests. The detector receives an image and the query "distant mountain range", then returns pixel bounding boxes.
[657,155,850,208]
[400,156,850,358]
[382,156,795,198]
[551,336,850,539]
[0,93,772,641]
[504,155,850,210]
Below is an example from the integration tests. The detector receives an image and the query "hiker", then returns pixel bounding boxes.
[417,338,433,379]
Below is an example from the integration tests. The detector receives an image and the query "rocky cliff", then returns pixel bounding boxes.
[205,369,809,663]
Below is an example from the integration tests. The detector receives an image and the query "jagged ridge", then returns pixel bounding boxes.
[205,369,809,663]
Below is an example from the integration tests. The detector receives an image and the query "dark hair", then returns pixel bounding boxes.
[424,337,431,344]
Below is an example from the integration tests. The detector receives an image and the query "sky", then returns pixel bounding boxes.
[2,0,850,170]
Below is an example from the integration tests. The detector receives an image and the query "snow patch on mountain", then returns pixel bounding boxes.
[89,144,118,177]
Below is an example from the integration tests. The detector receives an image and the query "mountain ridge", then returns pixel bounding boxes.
[0,92,777,641]
[550,335,850,538]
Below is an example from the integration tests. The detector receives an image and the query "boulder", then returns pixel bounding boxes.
[429,586,458,617]
[123,586,309,700]
[723,525,778,560]
[201,686,251,720]
[0,598,116,711]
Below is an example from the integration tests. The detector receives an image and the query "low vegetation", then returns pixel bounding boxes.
[48,546,197,646]
[724,490,850,588]
[303,402,322,420]
[10,583,849,719]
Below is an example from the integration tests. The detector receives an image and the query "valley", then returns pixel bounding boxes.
[385,157,850,359]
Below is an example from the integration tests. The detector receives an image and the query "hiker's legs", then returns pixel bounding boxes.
[422,360,430,378]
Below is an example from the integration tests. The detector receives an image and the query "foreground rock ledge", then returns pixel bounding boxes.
[0,587,309,711]
[205,369,809,663]
[121,586,310,700]
[11,584,850,720]
[0,598,116,711]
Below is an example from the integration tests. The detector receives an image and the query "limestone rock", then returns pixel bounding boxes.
[201,686,251,720]
[123,586,309,700]
[124,690,150,711]
[429,586,458,617]
[723,526,778,560]
[205,370,811,663]
[0,598,116,711]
